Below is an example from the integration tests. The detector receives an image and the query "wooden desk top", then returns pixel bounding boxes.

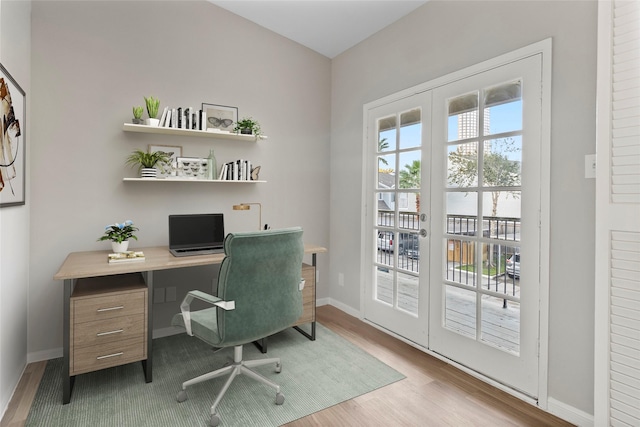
[54,244,327,281]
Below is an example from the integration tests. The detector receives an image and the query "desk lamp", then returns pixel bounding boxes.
[232,203,262,230]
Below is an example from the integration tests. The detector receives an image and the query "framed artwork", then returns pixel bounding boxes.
[0,62,26,207]
[149,144,182,177]
[202,103,237,132]
[176,156,210,180]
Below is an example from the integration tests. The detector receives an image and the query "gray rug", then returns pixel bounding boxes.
[27,323,404,426]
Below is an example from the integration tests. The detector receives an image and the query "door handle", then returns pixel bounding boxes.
[420,229,427,238]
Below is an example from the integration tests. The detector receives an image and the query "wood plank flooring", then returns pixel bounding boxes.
[1,305,573,427]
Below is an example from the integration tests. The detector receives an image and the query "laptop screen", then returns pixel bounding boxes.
[169,213,225,251]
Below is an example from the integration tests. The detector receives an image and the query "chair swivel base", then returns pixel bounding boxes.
[176,345,284,427]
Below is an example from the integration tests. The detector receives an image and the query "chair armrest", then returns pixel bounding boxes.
[179,290,235,336]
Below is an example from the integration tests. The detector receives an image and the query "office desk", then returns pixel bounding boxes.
[54,244,326,404]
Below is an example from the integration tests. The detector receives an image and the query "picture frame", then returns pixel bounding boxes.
[149,144,182,178]
[0,62,26,208]
[176,156,210,180]
[202,103,238,132]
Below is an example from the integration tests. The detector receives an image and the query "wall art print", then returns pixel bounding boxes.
[0,62,26,207]
[202,103,237,132]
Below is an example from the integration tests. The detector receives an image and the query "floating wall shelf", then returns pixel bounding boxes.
[122,178,266,183]
[122,123,266,141]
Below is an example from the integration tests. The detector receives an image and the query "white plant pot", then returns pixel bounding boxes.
[111,241,129,253]
[146,118,160,127]
[140,168,157,178]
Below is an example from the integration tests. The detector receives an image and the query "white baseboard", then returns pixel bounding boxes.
[153,326,183,339]
[27,347,62,363]
[319,297,360,318]
[547,397,594,427]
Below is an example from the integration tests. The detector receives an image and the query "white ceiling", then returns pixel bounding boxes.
[208,1,428,58]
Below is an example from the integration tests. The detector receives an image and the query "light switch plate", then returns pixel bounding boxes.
[585,154,596,179]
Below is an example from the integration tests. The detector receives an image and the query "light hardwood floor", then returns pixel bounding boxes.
[2,305,573,427]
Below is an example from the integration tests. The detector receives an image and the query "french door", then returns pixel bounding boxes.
[363,48,547,398]
[363,91,431,347]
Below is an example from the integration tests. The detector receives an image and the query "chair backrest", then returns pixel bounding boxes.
[215,227,304,346]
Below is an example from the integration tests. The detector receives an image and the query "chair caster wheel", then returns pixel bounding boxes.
[275,392,285,405]
[177,390,187,402]
[210,413,220,426]
[275,362,282,373]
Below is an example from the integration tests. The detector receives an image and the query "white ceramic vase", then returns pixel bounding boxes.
[145,118,160,127]
[111,241,129,253]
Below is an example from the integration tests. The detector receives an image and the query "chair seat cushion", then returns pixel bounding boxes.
[171,308,222,347]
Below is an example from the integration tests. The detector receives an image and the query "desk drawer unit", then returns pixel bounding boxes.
[70,273,147,376]
[293,263,316,326]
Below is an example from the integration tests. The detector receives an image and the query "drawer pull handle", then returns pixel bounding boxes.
[97,306,124,312]
[97,352,124,360]
[97,329,124,337]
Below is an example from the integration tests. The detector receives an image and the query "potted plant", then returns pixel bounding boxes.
[233,117,262,139]
[132,106,144,125]
[144,96,160,126]
[97,219,139,253]
[126,149,172,178]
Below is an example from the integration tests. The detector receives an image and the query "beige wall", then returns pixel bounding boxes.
[330,0,597,416]
[29,0,330,355]
[0,0,31,414]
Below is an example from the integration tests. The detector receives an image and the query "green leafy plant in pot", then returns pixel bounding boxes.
[132,106,144,125]
[126,149,171,178]
[97,219,139,253]
[144,96,160,126]
[233,117,262,139]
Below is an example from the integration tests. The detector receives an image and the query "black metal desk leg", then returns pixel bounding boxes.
[63,279,74,404]
[143,271,153,383]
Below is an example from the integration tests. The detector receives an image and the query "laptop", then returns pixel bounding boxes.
[169,213,225,257]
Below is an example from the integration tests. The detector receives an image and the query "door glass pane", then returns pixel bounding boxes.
[445,239,477,287]
[445,285,476,337]
[400,109,421,149]
[375,266,393,305]
[483,137,522,188]
[484,81,522,136]
[482,190,521,219]
[378,118,397,151]
[447,143,478,188]
[481,295,520,355]
[377,153,395,189]
[400,231,420,273]
[376,229,395,256]
[399,151,421,189]
[398,271,418,315]
[397,196,419,230]
[376,192,394,226]
[446,191,478,217]
[448,92,479,141]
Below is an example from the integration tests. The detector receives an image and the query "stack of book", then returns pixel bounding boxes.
[157,107,214,131]
[218,159,254,181]
[108,251,146,264]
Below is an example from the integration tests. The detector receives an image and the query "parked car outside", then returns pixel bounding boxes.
[377,231,420,257]
[403,233,420,259]
[506,253,520,278]
[377,231,394,252]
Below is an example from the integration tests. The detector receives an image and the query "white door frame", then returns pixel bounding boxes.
[360,38,552,406]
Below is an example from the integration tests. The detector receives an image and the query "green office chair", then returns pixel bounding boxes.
[171,227,304,427]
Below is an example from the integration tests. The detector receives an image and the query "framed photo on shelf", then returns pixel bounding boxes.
[0,62,26,208]
[176,156,211,180]
[202,103,237,133]
[149,144,182,178]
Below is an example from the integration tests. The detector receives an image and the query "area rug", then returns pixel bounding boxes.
[27,323,404,426]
